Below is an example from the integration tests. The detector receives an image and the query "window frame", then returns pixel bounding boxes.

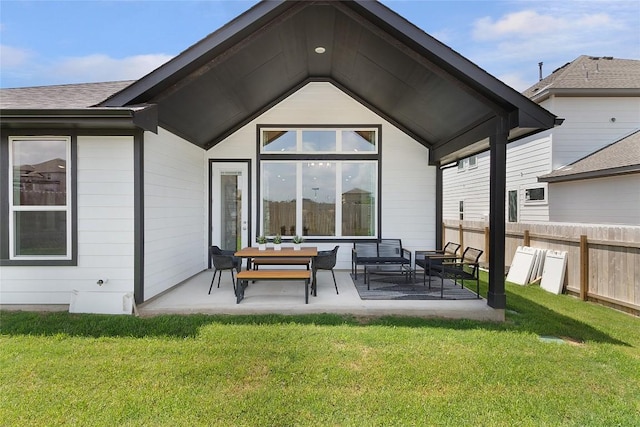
[2,133,77,266]
[257,125,381,241]
[524,185,547,205]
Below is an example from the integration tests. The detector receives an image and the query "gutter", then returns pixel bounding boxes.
[0,104,158,133]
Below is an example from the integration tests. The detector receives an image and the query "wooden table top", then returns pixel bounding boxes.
[234,246,318,257]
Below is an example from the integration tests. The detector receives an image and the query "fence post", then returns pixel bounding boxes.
[458,223,464,250]
[580,235,589,301]
[442,222,446,248]
[523,229,530,247]
[484,226,490,263]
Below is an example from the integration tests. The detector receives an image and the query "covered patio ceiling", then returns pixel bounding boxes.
[100,0,558,165]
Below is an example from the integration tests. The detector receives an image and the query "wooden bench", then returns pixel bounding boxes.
[252,257,311,270]
[235,270,312,304]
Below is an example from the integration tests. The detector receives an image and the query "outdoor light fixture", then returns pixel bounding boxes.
[314,46,326,54]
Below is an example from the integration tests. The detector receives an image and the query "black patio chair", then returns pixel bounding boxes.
[430,247,483,298]
[208,246,242,294]
[312,246,339,296]
[415,241,461,287]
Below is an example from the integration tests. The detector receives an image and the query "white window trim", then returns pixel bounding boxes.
[8,136,72,260]
[523,184,548,205]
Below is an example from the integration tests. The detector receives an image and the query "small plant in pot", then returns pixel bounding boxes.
[257,235,267,250]
[272,234,282,250]
[292,235,304,250]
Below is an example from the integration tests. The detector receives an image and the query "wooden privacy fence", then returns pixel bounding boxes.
[443,220,640,315]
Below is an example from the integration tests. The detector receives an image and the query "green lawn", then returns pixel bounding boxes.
[2,275,639,426]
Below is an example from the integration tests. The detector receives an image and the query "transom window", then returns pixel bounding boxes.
[8,136,72,259]
[262,129,377,153]
[259,127,379,239]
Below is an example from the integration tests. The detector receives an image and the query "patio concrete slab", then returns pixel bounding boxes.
[139,270,504,321]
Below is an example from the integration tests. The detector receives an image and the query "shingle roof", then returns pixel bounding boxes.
[539,130,640,182]
[0,81,135,109]
[523,56,640,99]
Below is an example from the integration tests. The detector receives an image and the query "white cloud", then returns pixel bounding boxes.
[496,72,534,92]
[0,44,32,68]
[50,53,174,83]
[1,51,173,87]
[473,10,617,41]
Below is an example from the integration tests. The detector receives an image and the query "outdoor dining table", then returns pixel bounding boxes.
[234,246,318,270]
[232,246,318,303]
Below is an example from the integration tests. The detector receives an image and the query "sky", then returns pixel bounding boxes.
[1,0,639,92]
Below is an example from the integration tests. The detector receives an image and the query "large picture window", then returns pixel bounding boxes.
[9,136,72,259]
[259,127,379,239]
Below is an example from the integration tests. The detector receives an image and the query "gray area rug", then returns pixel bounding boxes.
[352,272,479,300]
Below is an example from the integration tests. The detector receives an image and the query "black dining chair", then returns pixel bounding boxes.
[312,246,339,296]
[208,246,242,294]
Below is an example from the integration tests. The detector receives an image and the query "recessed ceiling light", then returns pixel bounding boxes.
[314,46,326,54]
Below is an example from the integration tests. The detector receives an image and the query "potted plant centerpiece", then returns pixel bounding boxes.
[257,235,267,251]
[273,234,282,251]
[292,235,304,250]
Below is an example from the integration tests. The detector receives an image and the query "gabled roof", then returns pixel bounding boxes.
[2,0,558,164]
[0,81,135,109]
[539,129,640,183]
[523,56,640,101]
[98,0,557,163]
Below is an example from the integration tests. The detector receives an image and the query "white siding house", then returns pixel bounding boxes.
[0,0,558,311]
[443,56,640,225]
[207,82,435,270]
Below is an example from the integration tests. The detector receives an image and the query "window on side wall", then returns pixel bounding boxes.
[259,127,379,239]
[524,186,546,204]
[8,136,73,261]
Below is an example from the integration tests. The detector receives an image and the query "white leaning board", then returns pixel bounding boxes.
[540,251,568,295]
[69,290,134,315]
[506,246,537,285]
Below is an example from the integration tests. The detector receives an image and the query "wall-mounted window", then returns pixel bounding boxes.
[508,190,518,222]
[8,136,73,260]
[259,127,379,239]
[525,186,546,203]
[468,155,477,169]
[457,155,477,171]
[459,200,464,220]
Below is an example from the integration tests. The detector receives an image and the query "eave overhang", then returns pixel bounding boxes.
[0,105,158,132]
[97,0,557,164]
[539,165,640,183]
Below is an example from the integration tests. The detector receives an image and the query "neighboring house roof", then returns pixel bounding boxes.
[0,81,135,109]
[539,129,640,183]
[1,0,558,165]
[523,56,640,101]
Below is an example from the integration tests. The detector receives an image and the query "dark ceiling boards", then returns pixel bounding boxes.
[101,0,557,164]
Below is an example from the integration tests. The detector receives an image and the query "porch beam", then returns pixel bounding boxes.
[487,115,508,309]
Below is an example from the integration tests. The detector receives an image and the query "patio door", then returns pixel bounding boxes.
[210,161,250,252]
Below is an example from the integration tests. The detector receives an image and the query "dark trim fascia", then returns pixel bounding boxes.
[539,166,640,183]
[0,106,158,133]
[133,131,145,304]
[100,1,297,107]
[0,132,78,267]
[350,0,557,128]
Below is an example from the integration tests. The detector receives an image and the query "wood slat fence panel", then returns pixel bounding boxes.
[443,220,640,314]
